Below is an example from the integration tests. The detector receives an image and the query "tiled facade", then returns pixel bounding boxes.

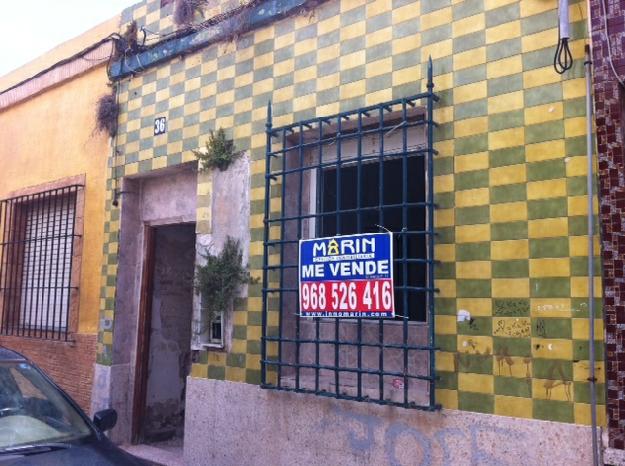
[98,0,604,426]
[119,0,254,38]
[589,0,625,449]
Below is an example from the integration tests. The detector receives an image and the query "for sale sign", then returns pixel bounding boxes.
[299,232,395,318]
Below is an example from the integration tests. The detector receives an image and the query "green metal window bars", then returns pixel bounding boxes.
[261,59,440,410]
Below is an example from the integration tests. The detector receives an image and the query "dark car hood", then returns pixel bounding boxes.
[0,440,150,466]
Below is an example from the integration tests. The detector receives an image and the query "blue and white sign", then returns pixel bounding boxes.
[299,232,395,318]
[154,116,167,135]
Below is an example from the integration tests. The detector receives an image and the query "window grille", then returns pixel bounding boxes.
[261,61,439,410]
[206,312,224,347]
[210,314,223,345]
[0,185,81,340]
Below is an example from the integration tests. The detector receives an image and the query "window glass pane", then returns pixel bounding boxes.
[0,362,91,449]
[20,194,75,330]
[319,157,426,320]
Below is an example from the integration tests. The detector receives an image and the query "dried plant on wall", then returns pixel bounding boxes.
[112,20,140,61]
[174,0,205,25]
[95,92,119,138]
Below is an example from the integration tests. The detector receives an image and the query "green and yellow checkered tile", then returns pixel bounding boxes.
[97,0,603,423]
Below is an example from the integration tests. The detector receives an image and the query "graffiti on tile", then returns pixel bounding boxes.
[535,319,547,338]
[536,303,568,313]
[325,405,526,466]
[543,361,572,401]
[493,299,530,316]
[495,344,531,378]
[493,318,531,338]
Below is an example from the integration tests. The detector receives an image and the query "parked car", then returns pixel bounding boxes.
[0,346,150,465]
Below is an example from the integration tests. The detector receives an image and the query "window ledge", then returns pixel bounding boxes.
[311,318,430,326]
[0,333,77,346]
[201,342,224,350]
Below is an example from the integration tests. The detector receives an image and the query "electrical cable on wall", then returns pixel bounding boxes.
[554,0,573,74]
[601,0,625,87]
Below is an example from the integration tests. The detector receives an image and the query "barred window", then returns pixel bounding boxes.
[261,66,439,410]
[0,185,81,340]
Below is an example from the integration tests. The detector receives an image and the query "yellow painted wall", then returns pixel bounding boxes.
[0,16,119,91]
[0,64,111,334]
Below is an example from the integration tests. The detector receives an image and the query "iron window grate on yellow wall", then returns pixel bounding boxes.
[0,185,81,340]
[261,61,440,410]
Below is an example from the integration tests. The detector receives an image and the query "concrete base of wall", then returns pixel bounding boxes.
[183,377,595,466]
[92,362,132,443]
[604,446,625,466]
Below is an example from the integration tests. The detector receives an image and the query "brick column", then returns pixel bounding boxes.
[590,0,625,449]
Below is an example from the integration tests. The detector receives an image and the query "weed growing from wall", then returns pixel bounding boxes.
[195,237,252,328]
[193,128,240,171]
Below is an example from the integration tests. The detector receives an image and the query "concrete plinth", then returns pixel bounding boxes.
[183,377,595,466]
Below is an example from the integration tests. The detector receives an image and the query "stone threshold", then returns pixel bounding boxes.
[121,442,185,466]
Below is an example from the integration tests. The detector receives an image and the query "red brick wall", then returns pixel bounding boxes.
[0,333,96,413]
[590,0,625,450]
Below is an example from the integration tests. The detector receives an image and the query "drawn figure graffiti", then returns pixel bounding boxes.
[495,345,514,376]
[544,361,572,401]
[523,357,531,378]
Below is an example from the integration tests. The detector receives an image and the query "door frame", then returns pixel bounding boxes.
[131,225,156,444]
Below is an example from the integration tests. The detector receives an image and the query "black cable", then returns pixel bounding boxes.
[601,0,625,87]
[554,24,573,74]
[1,33,122,97]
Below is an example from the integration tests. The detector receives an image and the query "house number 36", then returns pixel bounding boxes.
[154,117,167,135]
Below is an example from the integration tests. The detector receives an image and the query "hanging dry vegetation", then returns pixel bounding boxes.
[174,0,205,25]
[95,92,119,138]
